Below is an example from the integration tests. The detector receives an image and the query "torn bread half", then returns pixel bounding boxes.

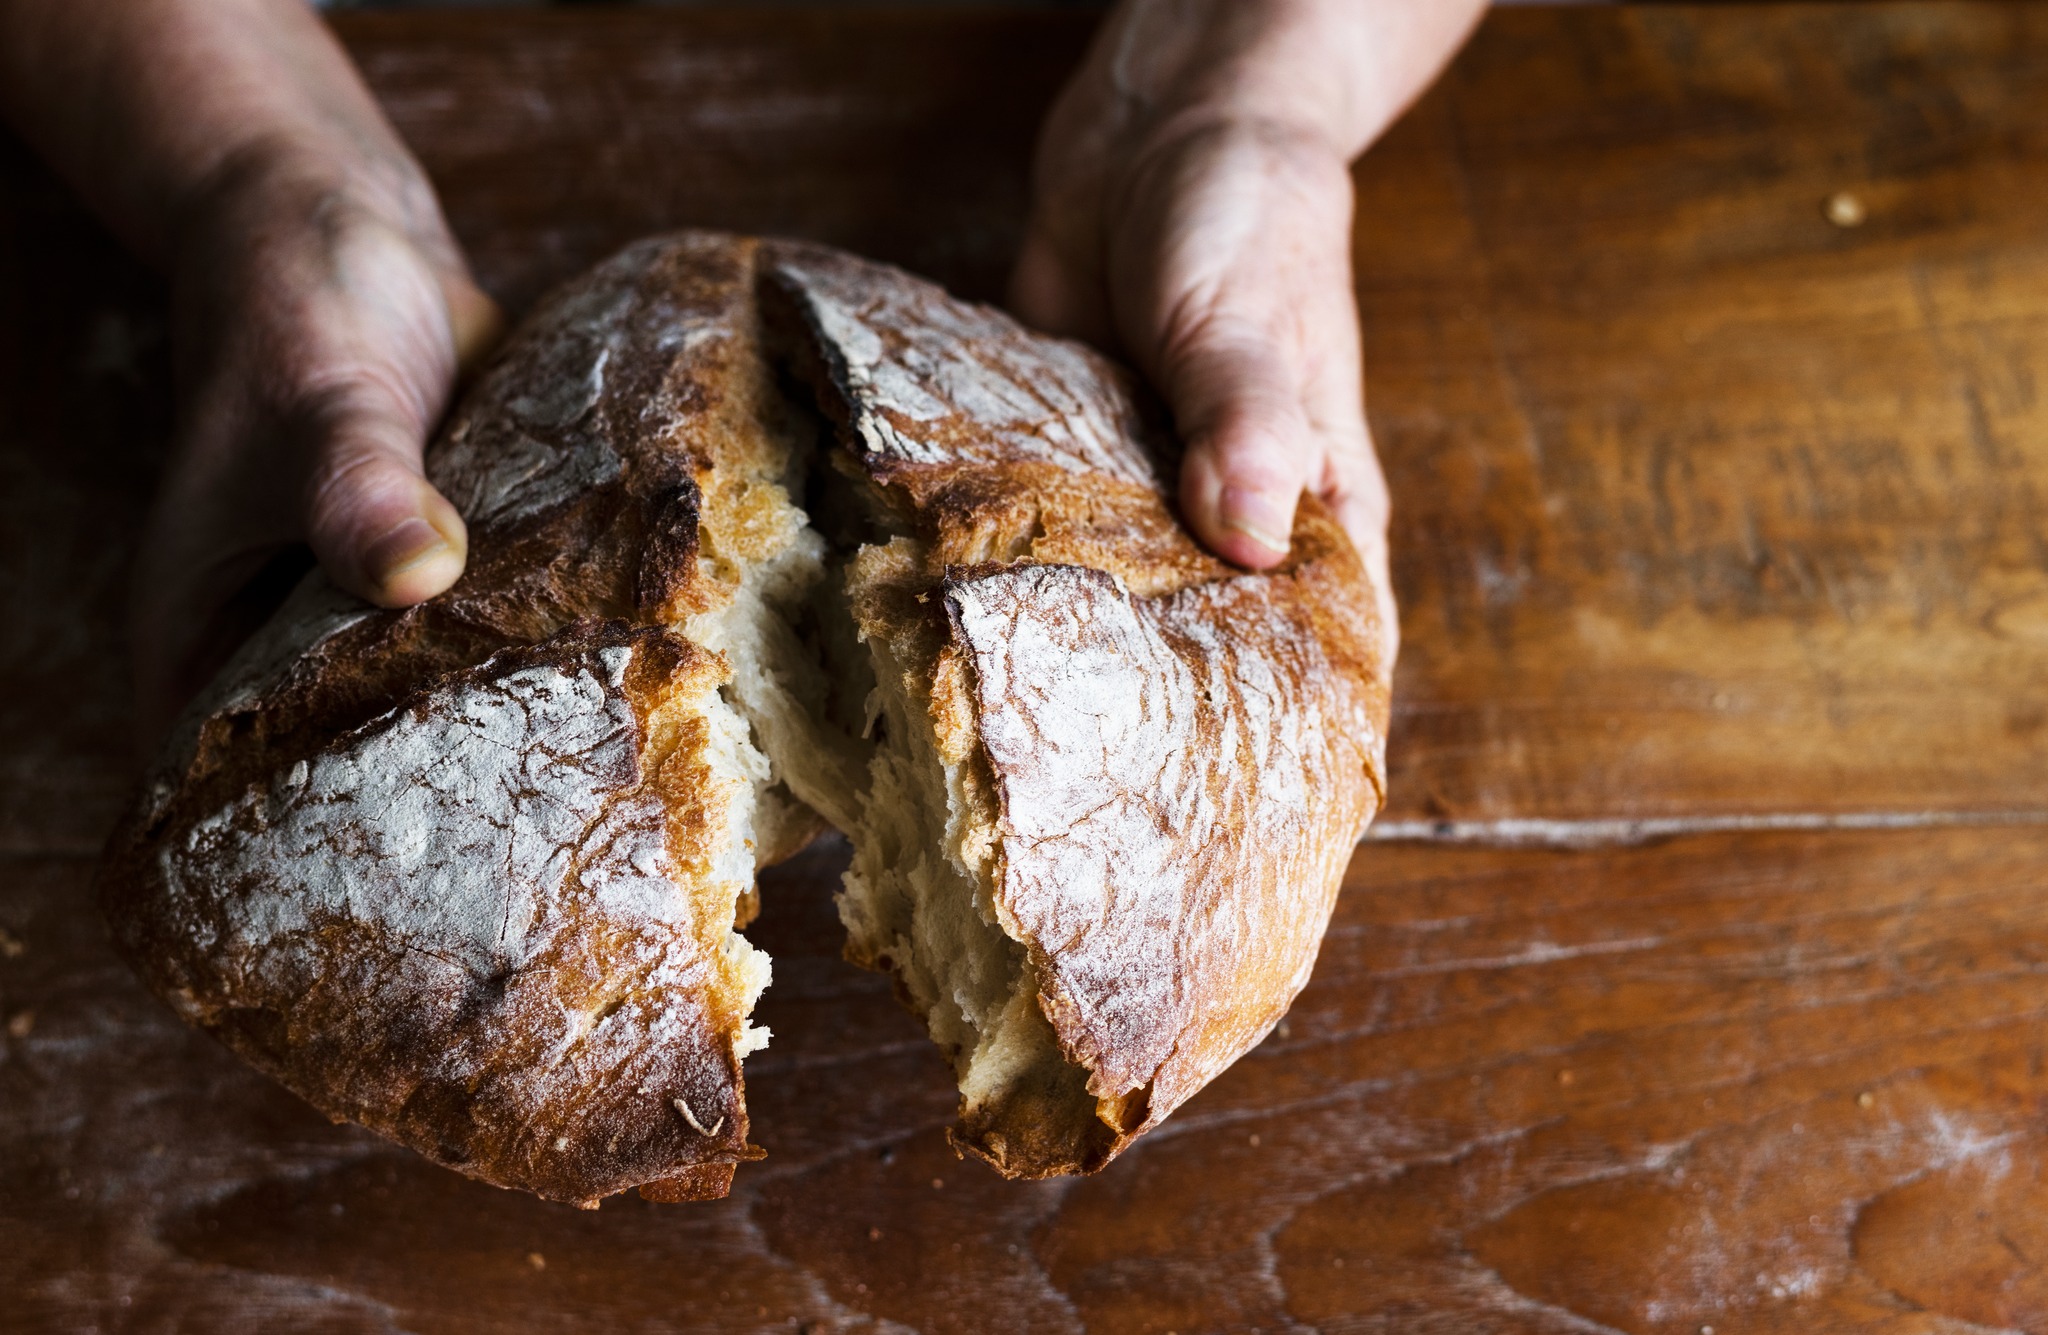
[99,232,1391,1205]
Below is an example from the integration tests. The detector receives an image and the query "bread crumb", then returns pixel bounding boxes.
[1857,1091,1875,1109]
[673,1098,725,1138]
[931,1177,944,1190]
[868,1226,882,1242]
[1248,1133,1261,1148]
[6,1010,33,1039]
[0,927,23,959]
[526,1252,546,1271]
[1556,1069,1575,1087]
[1824,191,1866,228]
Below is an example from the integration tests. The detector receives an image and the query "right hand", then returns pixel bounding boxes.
[134,146,499,738]
[0,0,501,741]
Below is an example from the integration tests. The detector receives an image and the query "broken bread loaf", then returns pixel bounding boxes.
[99,233,1391,1206]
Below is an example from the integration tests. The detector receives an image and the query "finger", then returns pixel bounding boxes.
[1010,220,1117,350]
[1319,414,1401,670]
[299,379,469,607]
[294,217,477,607]
[1295,287,1400,665]
[1110,120,1361,570]
[441,269,504,381]
[1165,321,1315,569]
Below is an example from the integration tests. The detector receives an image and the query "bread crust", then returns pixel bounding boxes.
[100,231,1391,1202]
[100,236,797,1206]
[761,243,1390,1175]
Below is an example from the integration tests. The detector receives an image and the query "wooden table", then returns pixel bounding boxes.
[7,5,2048,1331]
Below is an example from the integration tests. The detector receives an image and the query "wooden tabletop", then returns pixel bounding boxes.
[7,4,2048,1331]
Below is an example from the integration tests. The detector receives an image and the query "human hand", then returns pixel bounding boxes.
[1012,0,1487,653]
[0,0,496,738]
[136,149,497,736]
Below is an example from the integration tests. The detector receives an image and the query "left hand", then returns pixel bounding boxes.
[1011,0,1488,657]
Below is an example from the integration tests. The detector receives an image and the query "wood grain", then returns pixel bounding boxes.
[1368,5,2048,827]
[5,4,2048,1332]
[15,828,2048,1332]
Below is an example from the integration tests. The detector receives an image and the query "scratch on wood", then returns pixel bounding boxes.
[1367,810,2048,849]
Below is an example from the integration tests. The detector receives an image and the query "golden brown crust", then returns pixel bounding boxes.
[100,231,1392,1204]
[101,623,765,1206]
[99,235,795,1207]
[761,242,1392,1176]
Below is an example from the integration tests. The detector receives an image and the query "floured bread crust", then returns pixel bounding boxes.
[121,625,765,1205]
[101,231,1391,1204]
[102,235,811,1206]
[761,243,1389,1176]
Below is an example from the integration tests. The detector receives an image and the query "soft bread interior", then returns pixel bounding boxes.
[645,663,776,1064]
[693,460,1115,1176]
[644,288,1119,1176]
[834,529,1117,1173]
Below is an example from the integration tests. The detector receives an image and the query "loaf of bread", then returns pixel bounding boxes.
[99,233,1391,1206]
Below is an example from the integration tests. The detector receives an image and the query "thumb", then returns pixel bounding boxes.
[301,238,498,608]
[300,379,469,607]
[1164,316,1315,570]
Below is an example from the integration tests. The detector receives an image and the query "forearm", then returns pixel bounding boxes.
[1070,0,1488,164]
[0,0,430,267]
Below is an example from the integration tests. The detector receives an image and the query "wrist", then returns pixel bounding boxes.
[1084,0,1487,163]
[0,0,445,269]
[167,131,452,288]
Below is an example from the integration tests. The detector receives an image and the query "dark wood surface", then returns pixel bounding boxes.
[6,5,2048,1332]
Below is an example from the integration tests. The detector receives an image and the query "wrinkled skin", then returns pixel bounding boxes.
[0,0,1482,739]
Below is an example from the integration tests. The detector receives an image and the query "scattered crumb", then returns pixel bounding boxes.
[1556,1069,1575,1087]
[0,927,23,959]
[868,1226,882,1242]
[1824,191,1867,228]
[7,1010,34,1040]
[1701,1326,1715,1335]
[1248,1133,1261,1148]
[930,1177,944,1190]
[527,1252,546,1272]
[1275,1019,1291,1040]
[673,1098,725,1138]
[1857,1091,1876,1109]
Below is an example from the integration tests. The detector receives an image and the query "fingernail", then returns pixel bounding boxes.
[1217,487,1294,557]
[364,516,458,588]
